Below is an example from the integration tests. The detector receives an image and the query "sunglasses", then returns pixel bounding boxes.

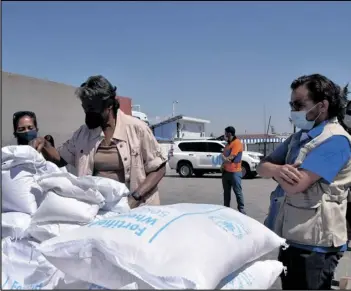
[289,101,305,111]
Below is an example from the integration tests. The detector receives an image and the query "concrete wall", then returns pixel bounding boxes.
[2,72,84,146]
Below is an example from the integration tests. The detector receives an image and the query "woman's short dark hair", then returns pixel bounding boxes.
[75,75,119,116]
[290,74,349,130]
[13,111,38,135]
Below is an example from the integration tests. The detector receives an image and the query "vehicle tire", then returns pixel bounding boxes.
[251,171,258,178]
[178,162,193,178]
[241,162,251,179]
[193,170,204,177]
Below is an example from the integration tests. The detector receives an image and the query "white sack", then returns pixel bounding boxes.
[55,278,139,290]
[2,145,46,171]
[76,176,130,210]
[218,260,284,289]
[120,282,139,289]
[44,161,65,174]
[38,203,286,289]
[36,172,105,206]
[1,146,64,214]
[94,210,124,221]
[59,166,68,173]
[2,167,41,214]
[94,198,131,221]
[2,237,63,289]
[31,191,100,225]
[2,269,63,290]
[28,223,81,243]
[2,212,31,239]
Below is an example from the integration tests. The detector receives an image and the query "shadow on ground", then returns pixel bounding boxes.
[165,174,262,180]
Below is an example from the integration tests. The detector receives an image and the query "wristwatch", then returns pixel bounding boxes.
[130,191,142,201]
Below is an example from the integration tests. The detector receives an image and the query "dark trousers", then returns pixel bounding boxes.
[278,246,343,290]
[222,171,245,213]
[347,202,351,241]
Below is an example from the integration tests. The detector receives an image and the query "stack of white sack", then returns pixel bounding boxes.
[37,203,287,289]
[2,145,285,289]
[2,145,131,242]
[2,237,63,289]
[29,171,131,242]
[53,260,284,290]
[2,145,64,241]
[2,145,61,216]
[2,237,138,290]
[1,145,133,289]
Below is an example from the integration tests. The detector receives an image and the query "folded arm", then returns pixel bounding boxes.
[257,136,292,179]
[277,135,351,195]
[222,140,242,163]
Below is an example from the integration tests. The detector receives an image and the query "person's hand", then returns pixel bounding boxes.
[221,154,231,163]
[128,191,145,209]
[273,162,302,185]
[129,197,142,209]
[29,137,47,153]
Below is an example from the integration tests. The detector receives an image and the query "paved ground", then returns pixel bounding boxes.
[158,170,351,289]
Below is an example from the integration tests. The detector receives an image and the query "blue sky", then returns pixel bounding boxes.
[3,1,351,135]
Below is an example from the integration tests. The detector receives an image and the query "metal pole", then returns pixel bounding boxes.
[264,116,272,156]
[172,101,179,117]
[263,104,267,135]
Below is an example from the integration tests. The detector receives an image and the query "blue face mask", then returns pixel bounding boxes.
[290,103,321,131]
[16,130,38,145]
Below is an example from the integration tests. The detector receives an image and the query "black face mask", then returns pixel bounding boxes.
[85,112,104,129]
[16,130,38,145]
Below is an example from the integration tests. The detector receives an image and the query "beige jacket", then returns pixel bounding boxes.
[274,118,351,247]
[57,109,167,206]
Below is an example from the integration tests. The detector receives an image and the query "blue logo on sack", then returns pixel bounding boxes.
[209,216,250,239]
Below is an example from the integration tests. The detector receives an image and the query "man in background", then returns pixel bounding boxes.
[221,126,246,214]
[345,99,351,245]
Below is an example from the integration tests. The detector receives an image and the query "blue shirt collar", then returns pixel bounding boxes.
[300,120,328,141]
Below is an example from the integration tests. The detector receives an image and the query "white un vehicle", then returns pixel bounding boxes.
[168,140,263,179]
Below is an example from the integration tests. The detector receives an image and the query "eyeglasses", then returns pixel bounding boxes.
[289,101,305,111]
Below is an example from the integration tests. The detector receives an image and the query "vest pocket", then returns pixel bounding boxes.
[282,202,323,245]
[272,196,285,237]
[265,191,285,234]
